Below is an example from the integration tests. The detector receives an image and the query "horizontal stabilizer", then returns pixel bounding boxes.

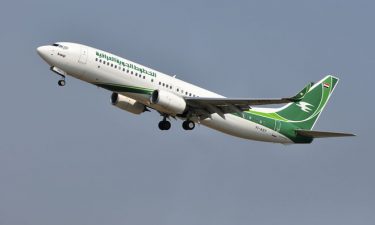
[296,129,356,138]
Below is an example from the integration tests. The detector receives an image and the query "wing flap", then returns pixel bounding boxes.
[296,129,356,138]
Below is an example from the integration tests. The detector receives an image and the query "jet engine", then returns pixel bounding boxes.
[111,93,146,115]
[150,90,187,115]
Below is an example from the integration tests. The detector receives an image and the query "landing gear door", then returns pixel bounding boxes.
[78,47,88,64]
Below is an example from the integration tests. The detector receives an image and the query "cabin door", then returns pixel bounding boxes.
[78,47,88,64]
[275,120,282,132]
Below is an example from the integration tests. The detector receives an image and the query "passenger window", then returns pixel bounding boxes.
[159,82,161,85]
[131,71,133,75]
[95,58,98,61]
[107,62,110,65]
[115,65,117,69]
[151,79,154,82]
[143,76,145,79]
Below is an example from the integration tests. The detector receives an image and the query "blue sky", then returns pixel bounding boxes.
[0,0,374,225]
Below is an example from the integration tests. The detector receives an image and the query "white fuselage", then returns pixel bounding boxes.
[37,42,292,143]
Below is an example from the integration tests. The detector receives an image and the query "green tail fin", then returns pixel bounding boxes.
[275,75,339,130]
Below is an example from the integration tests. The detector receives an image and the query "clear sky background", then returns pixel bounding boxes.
[0,0,374,225]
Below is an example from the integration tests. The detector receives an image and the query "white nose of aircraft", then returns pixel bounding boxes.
[36,46,50,61]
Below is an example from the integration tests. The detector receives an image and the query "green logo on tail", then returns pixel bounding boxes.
[275,75,339,130]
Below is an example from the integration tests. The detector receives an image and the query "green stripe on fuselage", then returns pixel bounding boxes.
[94,83,153,95]
[245,110,288,121]
[232,111,313,143]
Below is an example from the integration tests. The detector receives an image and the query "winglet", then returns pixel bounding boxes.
[287,82,313,102]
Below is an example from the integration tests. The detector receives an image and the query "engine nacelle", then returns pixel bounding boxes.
[150,89,187,115]
[111,93,146,115]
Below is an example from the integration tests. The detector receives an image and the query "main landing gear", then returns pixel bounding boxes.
[182,120,195,130]
[158,118,195,131]
[158,117,171,130]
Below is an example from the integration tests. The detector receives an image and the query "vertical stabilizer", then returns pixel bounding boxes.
[275,75,339,130]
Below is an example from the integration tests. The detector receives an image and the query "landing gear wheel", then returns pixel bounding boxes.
[182,120,195,130]
[164,121,171,130]
[58,79,66,86]
[158,120,171,130]
[158,122,163,130]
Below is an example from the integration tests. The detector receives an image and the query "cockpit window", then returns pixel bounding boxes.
[51,43,68,49]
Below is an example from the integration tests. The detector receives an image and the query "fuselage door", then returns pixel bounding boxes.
[78,47,88,64]
[275,120,282,132]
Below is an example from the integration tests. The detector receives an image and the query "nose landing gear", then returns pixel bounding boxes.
[58,78,66,86]
[50,66,67,87]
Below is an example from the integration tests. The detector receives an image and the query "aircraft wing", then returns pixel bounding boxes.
[184,82,313,115]
[185,97,296,111]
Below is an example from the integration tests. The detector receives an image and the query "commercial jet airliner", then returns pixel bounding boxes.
[37,42,355,144]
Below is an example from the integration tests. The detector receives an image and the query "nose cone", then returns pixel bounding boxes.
[37,46,49,59]
[37,45,54,65]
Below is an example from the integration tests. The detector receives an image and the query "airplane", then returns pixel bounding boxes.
[37,42,355,144]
